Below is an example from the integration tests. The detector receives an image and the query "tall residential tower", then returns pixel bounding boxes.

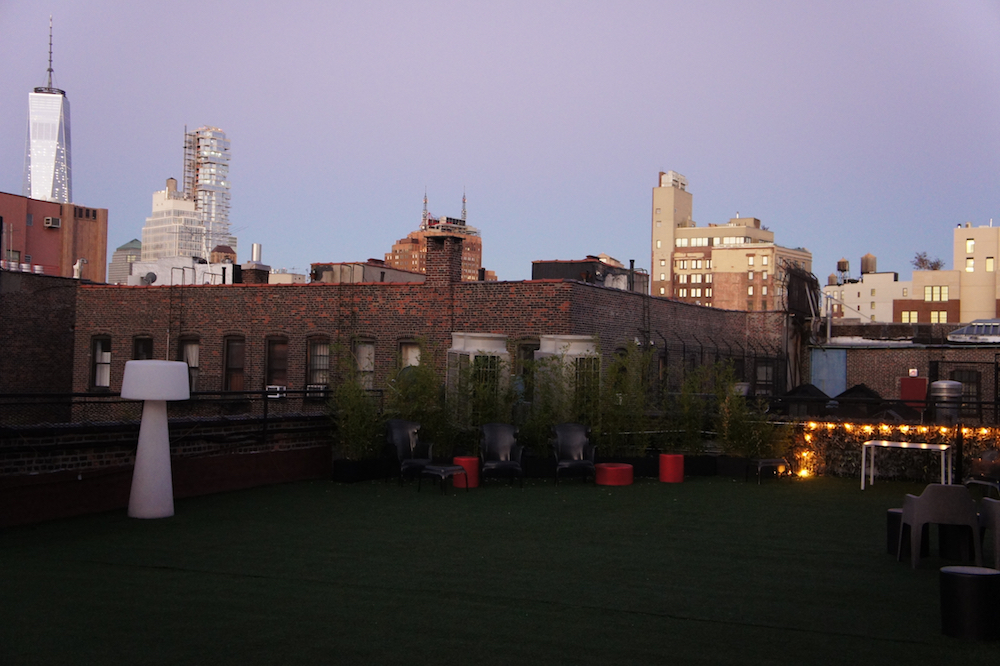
[23,17,72,204]
[183,126,233,256]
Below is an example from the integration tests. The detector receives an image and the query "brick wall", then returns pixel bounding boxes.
[71,274,788,396]
[0,271,79,393]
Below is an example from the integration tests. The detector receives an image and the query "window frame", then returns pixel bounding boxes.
[224,336,246,392]
[179,337,200,392]
[266,338,289,388]
[91,336,112,390]
[132,336,154,360]
[306,338,331,387]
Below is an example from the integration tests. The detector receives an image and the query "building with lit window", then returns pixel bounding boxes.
[140,178,206,261]
[23,20,71,204]
[650,171,811,310]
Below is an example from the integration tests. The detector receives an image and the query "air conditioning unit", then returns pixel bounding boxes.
[305,384,328,399]
[43,217,61,228]
[266,385,286,399]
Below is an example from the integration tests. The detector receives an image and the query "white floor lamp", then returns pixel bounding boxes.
[121,360,190,519]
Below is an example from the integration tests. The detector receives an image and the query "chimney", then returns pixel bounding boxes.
[424,235,464,286]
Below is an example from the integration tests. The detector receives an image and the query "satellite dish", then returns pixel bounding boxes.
[141,272,157,285]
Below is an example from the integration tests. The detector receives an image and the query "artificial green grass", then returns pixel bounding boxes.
[1,476,996,665]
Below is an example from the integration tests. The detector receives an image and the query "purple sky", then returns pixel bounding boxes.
[2,1,998,282]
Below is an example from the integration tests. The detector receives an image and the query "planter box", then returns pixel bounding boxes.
[332,458,386,483]
[683,454,718,477]
[716,455,751,479]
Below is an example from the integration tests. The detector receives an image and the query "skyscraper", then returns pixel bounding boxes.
[183,126,233,256]
[23,18,72,204]
[141,178,206,261]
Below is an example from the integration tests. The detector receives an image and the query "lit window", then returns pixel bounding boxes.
[902,288,908,297]
[748,271,754,280]
[931,311,948,324]
[762,286,768,296]
[679,274,687,284]
[871,289,876,296]
[988,257,995,272]
[762,271,767,280]
[659,287,665,295]
[762,256,768,266]
[748,256,755,266]
[705,274,712,283]
[748,286,754,296]
[679,288,687,297]
[967,239,975,253]
[871,302,876,309]
[354,340,375,390]
[656,240,662,249]
[967,258,975,272]
[180,339,199,391]
[400,342,420,367]
[91,336,111,389]
[659,259,666,267]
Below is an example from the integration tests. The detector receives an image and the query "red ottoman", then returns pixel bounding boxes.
[595,463,633,486]
[659,454,684,483]
[452,456,480,488]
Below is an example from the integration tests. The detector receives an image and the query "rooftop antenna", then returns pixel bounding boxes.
[421,188,429,228]
[461,188,467,222]
[46,16,54,89]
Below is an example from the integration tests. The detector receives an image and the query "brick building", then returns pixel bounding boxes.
[650,171,811,308]
[0,190,108,282]
[383,194,496,282]
[0,235,791,399]
[810,321,1000,423]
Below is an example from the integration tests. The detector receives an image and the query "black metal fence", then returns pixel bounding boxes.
[0,389,373,431]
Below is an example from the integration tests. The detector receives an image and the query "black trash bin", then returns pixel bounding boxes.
[940,566,1000,640]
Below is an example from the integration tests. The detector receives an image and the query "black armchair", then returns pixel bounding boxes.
[480,423,524,487]
[552,423,596,484]
[386,419,432,485]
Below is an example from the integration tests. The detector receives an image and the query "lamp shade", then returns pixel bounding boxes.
[121,360,191,401]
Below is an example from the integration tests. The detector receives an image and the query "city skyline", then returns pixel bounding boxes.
[1,1,998,282]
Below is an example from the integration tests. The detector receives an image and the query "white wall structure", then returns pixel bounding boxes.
[127,256,236,286]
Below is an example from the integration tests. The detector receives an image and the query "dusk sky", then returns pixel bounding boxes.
[2,1,998,283]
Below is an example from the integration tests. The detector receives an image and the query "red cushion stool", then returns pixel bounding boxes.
[595,463,633,486]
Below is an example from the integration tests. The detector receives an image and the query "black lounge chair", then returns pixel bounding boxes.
[480,423,524,487]
[552,423,595,484]
[386,419,431,485]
